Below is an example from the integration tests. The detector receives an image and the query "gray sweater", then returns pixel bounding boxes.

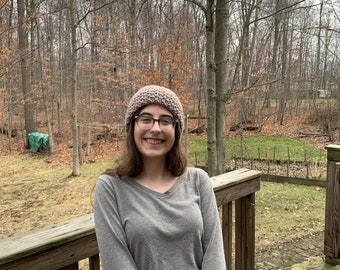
[94,167,226,270]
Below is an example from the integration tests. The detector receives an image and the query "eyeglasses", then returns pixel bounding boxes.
[134,114,177,130]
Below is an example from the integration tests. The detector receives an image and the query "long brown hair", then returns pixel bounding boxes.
[104,112,187,177]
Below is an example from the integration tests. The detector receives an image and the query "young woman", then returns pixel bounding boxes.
[94,85,226,270]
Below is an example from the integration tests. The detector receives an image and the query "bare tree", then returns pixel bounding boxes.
[70,0,80,176]
[35,3,55,155]
[3,0,15,150]
[17,0,36,147]
[205,0,217,176]
[215,0,229,175]
[276,0,289,125]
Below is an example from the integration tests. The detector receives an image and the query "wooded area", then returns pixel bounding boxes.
[0,0,339,175]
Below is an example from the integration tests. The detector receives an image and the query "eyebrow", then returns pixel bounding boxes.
[139,112,173,118]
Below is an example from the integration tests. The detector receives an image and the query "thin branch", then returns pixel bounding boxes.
[0,0,10,11]
[184,0,207,16]
[249,0,313,25]
[223,77,284,98]
[77,0,118,26]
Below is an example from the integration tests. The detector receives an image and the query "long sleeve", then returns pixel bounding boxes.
[197,169,227,270]
[94,176,138,270]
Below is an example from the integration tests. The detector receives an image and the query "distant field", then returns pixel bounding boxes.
[187,135,327,165]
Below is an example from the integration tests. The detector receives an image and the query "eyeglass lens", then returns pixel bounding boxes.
[135,115,175,129]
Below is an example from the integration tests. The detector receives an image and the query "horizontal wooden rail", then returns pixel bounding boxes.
[0,214,98,270]
[0,168,262,270]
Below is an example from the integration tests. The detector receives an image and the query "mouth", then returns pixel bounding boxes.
[144,138,164,145]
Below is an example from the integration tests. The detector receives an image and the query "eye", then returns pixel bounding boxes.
[139,115,153,124]
[160,117,174,126]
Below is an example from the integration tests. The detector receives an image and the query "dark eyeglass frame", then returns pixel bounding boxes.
[134,114,177,130]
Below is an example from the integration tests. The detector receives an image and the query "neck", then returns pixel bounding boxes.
[135,159,177,193]
[140,157,170,181]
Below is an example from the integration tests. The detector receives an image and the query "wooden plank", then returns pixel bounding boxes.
[0,234,98,270]
[326,144,340,162]
[260,174,326,187]
[214,178,260,206]
[324,163,340,265]
[89,254,100,270]
[0,214,96,268]
[235,193,256,270]
[211,168,262,191]
[222,202,232,270]
[324,146,340,263]
[59,262,78,270]
[332,165,340,258]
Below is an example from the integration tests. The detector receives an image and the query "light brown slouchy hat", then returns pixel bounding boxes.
[125,85,184,132]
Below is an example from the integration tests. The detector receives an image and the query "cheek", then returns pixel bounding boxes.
[168,132,176,147]
[133,129,142,147]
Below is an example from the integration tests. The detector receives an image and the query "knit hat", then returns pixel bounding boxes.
[125,85,184,131]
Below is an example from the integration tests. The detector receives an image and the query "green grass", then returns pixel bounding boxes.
[186,135,327,166]
[255,181,325,246]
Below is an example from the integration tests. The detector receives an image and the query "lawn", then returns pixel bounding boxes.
[187,135,327,166]
[255,181,325,246]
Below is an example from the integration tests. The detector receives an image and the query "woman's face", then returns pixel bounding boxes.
[134,104,176,161]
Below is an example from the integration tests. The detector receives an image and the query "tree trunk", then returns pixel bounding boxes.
[35,7,55,155]
[86,0,98,157]
[57,7,63,136]
[206,0,217,176]
[6,0,14,151]
[215,0,229,175]
[70,0,80,176]
[277,0,289,125]
[315,0,323,90]
[17,0,36,148]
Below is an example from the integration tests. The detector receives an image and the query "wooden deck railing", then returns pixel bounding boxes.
[0,168,262,270]
[324,145,340,265]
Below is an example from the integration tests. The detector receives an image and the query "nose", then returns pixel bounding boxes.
[150,119,162,132]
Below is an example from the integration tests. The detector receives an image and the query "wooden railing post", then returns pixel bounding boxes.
[235,193,256,270]
[59,263,78,270]
[89,254,100,270]
[222,202,233,270]
[212,168,262,270]
[324,144,340,265]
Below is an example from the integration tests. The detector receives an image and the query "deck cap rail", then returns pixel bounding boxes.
[211,168,262,191]
[0,213,94,266]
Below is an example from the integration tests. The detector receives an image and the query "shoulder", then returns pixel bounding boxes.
[95,174,126,193]
[186,167,209,179]
[184,168,216,203]
[97,173,118,185]
[185,167,212,188]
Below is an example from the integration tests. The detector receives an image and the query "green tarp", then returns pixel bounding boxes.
[27,132,50,152]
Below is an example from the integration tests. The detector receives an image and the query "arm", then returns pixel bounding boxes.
[198,169,227,270]
[94,176,138,270]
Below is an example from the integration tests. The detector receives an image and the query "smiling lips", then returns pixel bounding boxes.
[144,138,164,145]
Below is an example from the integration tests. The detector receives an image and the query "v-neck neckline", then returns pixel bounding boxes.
[126,171,186,196]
